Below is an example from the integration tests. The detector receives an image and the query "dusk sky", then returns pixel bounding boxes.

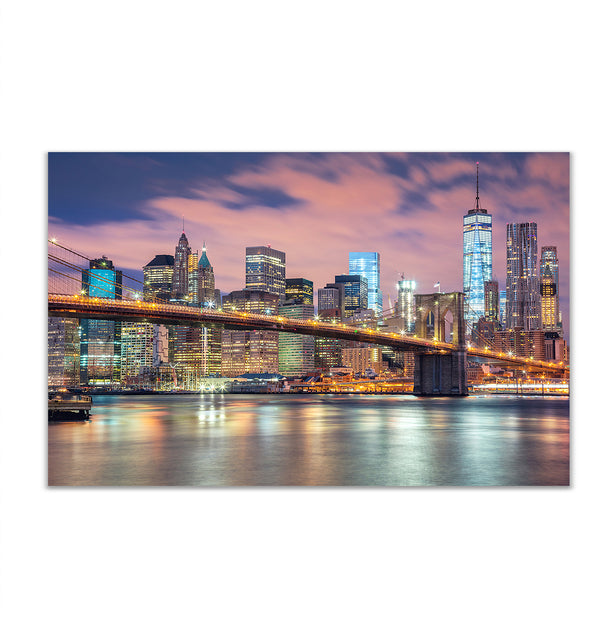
[48,152,570,337]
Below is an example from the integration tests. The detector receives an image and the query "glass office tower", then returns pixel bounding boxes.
[397,277,417,332]
[246,246,286,299]
[80,257,123,386]
[463,163,492,329]
[349,252,382,315]
[143,254,174,302]
[334,275,368,319]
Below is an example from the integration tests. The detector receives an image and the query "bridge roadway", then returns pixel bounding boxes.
[48,294,567,376]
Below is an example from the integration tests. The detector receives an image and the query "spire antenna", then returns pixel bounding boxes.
[182,215,185,232]
[475,161,480,210]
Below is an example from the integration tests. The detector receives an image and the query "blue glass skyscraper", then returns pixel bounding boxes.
[463,163,492,329]
[349,252,382,315]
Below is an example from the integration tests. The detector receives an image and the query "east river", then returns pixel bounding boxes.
[48,394,569,486]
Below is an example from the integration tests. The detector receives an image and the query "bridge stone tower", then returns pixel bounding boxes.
[412,292,468,396]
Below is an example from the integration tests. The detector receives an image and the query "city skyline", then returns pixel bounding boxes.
[48,152,570,339]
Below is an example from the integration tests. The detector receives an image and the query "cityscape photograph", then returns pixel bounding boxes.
[47,152,570,486]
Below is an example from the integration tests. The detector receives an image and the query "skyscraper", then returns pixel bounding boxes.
[278,300,315,377]
[463,163,492,329]
[143,254,174,302]
[285,278,313,305]
[172,231,191,300]
[171,241,221,383]
[245,246,286,299]
[484,280,499,321]
[334,275,368,319]
[396,276,416,332]
[80,257,123,385]
[540,246,560,331]
[349,252,382,315]
[317,284,341,313]
[506,222,541,330]
[198,242,219,308]
[221,290,280,376]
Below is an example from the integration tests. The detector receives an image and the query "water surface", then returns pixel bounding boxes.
[48,394,569,486]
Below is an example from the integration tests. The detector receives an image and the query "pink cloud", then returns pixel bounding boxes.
[48,153,570,336]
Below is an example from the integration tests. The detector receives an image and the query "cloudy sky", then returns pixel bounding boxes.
[48,152,570,336]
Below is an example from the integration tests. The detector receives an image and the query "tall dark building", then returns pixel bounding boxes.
[80,257,123,386]
[317,284,341,313]
[173,231,191,300]
[143,254,174,302]
[334,275,368,319]
[484,280,499,321]
[285,278,313,305]
[540,246,560,331]
[506,222,541,330]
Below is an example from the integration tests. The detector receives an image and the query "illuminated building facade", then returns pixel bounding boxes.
[315,307,342,371]
[341,347,384,375]
[492,329,545,361]
[285,278,313,305]
[48,317,80,386]
[278,300,315,377]
[171,242,221,382]
[349,252,382,315]
[143,254,174,302]
[506,222,541,330]
[317,285,340,312]
[463,164,492,329]
[397,277,417,332]
[198,243,220,308]
[484,280,499,321]
[173,231,191,300]
[540,246,560,331]
[245,246,286,299]
[221,290,279,376]
[499,290,507,327]
[187,250,199,305]
[334,275,368,319]
[80,257,123,385]
[121,323,168,387]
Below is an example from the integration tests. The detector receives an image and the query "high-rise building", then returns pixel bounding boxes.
[143,255,174,302]
[171,242,221,383]
[245,246,286,299]
[187,250,199,305]
[285,278,313,306]
[198,242,219,308]
[317,285,341,312]
[80,257,123,386]
[48,317,80,387]
[396,277,417,333]
[173,231,191,300]
[463,163,492,329]
[499,290,507,327]
[484,280,499,321]
[221,290,279,376]
[349,252,382,315]
[121,323,168,388]
[314,307,343,372]
[342,347,384,375]
[278,299,315,377]
[540,246,560,331]
[334,275,368,319]
[506,222,541,330]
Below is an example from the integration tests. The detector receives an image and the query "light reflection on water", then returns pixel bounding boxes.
[48,394,569,487]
